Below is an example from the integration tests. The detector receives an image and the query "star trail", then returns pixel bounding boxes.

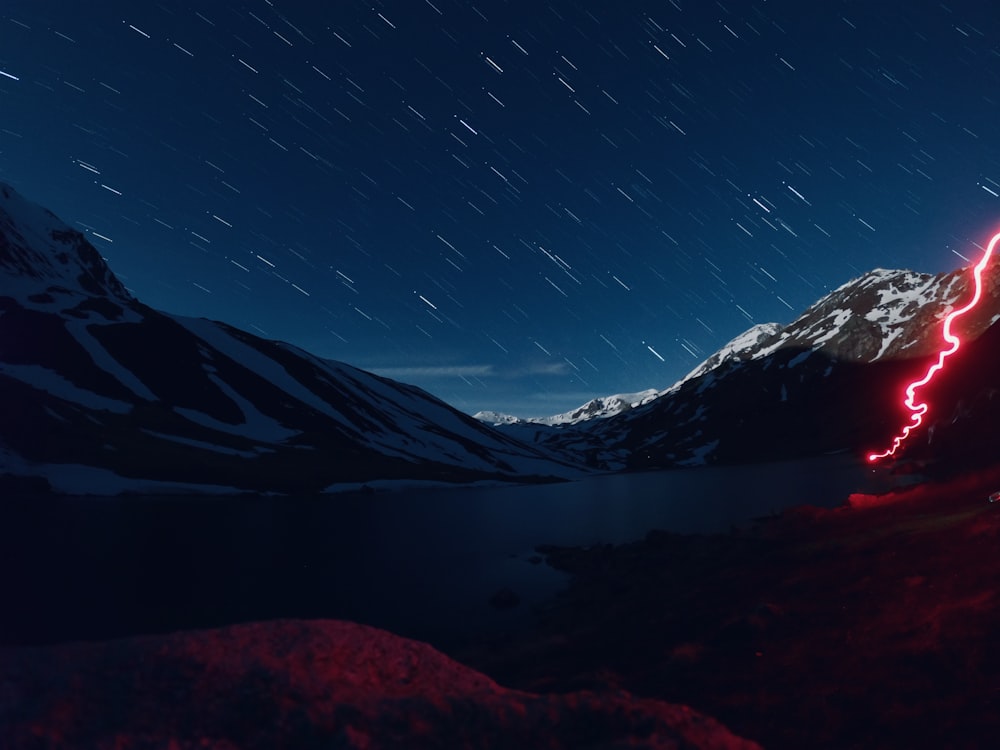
[2,1,1000,417]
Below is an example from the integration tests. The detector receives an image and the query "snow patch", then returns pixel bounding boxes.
[138,429,260,458]
[677,439,720,467]
[0,362,133,413]
[176,316,355,430]
[63,318,157,401]
[1,455,245,496]
[174,372,300,443]
[786,350,811,368]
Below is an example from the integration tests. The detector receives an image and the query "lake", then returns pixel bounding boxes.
[0,453,878,650]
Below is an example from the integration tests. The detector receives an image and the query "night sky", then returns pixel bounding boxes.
[2,1,1000,418]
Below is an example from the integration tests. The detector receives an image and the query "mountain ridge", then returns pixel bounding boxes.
[5,181,999,493]
[0,183,132,302]
[482,259,1000,472]
[480,262,998,431]
[0,182,582,495]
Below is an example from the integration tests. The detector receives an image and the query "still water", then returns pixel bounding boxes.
[1,454,875,649]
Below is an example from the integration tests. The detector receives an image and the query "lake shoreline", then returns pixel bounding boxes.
[1,454,873,651]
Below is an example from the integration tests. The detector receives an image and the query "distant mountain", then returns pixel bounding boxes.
[475,389,660,427]
[673,323,784,387]
[473,390,662,464]
[473,410,524,426]
[0,183,581,495]
[491,262,1000,472]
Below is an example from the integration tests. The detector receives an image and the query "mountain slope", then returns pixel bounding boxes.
[0,183,581,495]
[480,265,991,440]
[502,261,1000,471]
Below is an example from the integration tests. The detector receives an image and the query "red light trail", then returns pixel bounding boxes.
[867,230,1000,463]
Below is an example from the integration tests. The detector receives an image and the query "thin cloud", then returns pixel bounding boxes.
[372,361,571,380]
[524,362,570,376]
[370,364,496,378]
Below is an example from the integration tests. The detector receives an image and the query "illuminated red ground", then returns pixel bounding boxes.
[455,465,1000,748]
[0,618,758,749]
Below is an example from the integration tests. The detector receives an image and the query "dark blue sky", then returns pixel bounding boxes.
[3,1,1000,417]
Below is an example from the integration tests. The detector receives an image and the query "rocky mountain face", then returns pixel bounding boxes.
[743,266,999,362]
[0,183,580,495]
[0,186,132,301]
[499,261,1000,472]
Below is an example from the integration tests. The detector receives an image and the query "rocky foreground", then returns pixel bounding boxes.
[454,464,1000,748]
[0,618,757,749]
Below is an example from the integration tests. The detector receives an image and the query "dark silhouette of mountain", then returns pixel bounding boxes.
[0,183,580,494]
[5,180,998,492]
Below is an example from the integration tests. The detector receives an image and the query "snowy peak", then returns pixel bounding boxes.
[480,262,998,453]
[676,322,784,387]
[475,389,660,428]
[489,259,1000,471]
[0,182,131,302]
[483,264,987,433]
[757,267,968,362]
[473,410,524,426]
[683,265,990,376]
[536,389,661,425]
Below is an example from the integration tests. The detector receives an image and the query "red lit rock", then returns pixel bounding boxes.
[0,619,759,749]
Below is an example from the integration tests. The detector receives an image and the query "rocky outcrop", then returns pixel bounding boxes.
[0,619,760,749]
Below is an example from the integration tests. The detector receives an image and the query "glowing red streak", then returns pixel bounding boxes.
[867,230,1000,463]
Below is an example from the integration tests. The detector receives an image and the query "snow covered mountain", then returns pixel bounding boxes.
[728,266,998,364]
[486,264,997,432]
[473,390,662,463]
[474,389,660,427]
[495,261,1000,471]
[6,180,996,491]
[673,323,784,389]
[0,183,581,495]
